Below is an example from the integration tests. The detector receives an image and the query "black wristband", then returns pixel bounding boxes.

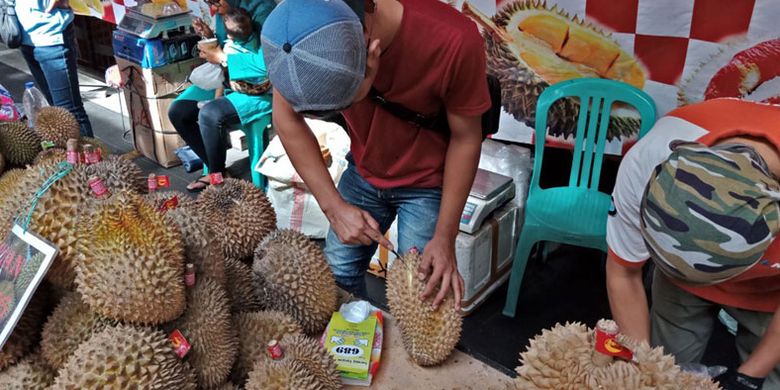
[725,371,765,390]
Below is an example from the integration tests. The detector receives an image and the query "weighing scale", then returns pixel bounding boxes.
[459,169,515,234]
[118,6,193,39]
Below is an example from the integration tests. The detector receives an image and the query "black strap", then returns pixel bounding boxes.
[369,87,446,132]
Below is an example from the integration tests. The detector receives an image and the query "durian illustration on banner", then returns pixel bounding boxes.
[448,0,779,155]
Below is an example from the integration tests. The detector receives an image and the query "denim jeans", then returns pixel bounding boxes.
[325,158,442,297]
[168,97,240,174]
[19,25,93,137]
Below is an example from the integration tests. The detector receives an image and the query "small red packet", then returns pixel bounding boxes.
[170,329,191,358]
[160,196,179,212]
[209,172,224,185]
[156,175,170,188]
[594,327,634,361]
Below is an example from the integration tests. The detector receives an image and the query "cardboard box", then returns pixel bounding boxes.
[116,57,203,167]
[457,202,521,315]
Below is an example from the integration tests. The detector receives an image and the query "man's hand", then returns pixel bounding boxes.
[199,44,226,65]
[45,0,69,13]
[418,235,464,310]
[191,17,215,39]
[324,199,393,249]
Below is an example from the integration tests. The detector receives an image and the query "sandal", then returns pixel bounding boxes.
[186,176,212,193]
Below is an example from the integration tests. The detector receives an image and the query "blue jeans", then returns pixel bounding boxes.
[20,25,93,137]
[325,159,442,297]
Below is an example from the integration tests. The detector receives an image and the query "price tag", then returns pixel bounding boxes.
[170,329,191,358]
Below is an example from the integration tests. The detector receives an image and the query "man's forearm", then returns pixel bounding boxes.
[605,257,650,342]
[435,116,482,240]
[738,306,780,378]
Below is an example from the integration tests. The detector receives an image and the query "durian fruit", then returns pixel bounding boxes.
[245,334,341,390]
[0,152,5,174]
[82,155,146,194]
[253,229,338,335]
[233,310,303,383]
[51,324,198,390]
[40,291,109,370]
[224,257,263,313]
[166,207,226,286]
[514,322,720,389]
[0,121,41,166]
[0,289,47,370]
[216,382,240,390]
[33,106,79,148]
[385,252,462,366]
[195,178,277,259]
[0,352,56,389]
[462,1,646,140]
[170,277,238,388]
[0,168,29,234]
[144,190,195,210]
[76,191,186,324]
[32,136,112,165]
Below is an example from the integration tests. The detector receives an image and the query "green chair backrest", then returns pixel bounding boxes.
[530,78,657,193]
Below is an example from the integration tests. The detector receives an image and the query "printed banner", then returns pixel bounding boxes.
[452,0,779,154]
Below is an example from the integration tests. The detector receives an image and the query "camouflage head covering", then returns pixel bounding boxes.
[640,141,780,286]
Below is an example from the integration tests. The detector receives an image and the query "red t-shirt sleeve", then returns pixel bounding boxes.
[442,31,491,117]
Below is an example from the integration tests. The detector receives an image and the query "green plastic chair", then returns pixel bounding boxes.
[502,78,657,318]
[203,114,272,189]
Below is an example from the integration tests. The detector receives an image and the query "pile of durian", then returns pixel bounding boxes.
[514,321,720,389]
[0,112,345,389]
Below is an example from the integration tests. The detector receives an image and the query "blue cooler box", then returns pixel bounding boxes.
[113,30,167,68]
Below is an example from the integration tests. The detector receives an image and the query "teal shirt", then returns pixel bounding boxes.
[15,1,74,47]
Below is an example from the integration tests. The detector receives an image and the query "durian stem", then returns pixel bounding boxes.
[462,1,512,43]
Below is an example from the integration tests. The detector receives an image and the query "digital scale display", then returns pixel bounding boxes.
[459,169,515,234]
[118,7,193,39]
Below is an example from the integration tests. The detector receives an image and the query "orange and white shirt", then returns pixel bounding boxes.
[606,98,780,313]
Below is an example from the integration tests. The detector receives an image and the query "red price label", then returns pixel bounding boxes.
[209,173,223,185]
[156,176,170,188]
[170,329,191,358]
[594,328,634,361]
[159,196,179,212]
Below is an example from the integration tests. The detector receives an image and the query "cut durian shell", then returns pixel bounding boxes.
[245,334,341,390]
[462,0,646,140]
[233,310,303,383]
[33,107,79,148]
[0,352,56,389]
[169,277,238,389]
[75,190,186,324]
[165,207,226,286]
[678,37,780,106]
[195,178,277,259]
[386,252,462,366]
[0,288,48,370]
[0,121,41,166]
[40,291,109,370]
[224,257,264,313]
[253,229,338,335]
[514,322,719,389]
[51,323,198,390]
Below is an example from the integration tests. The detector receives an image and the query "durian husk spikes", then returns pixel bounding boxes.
[233,310,303,383]
[245,334,341,390]
[0,352,56,389]
[40,291,109,370]
[385,252,462,366]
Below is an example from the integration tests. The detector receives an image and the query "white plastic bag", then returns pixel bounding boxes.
[258,118,351,238]
[189,63,224,91]
[479,139,533,209]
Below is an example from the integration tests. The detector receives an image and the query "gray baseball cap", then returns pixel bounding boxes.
[261,0,366,113]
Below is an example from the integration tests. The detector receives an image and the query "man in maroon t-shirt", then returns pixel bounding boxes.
[232,0,490,306]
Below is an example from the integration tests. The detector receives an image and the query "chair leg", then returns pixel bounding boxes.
[244,118,271,189]
[502,230,537,318]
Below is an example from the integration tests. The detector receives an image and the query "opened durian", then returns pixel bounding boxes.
[0,352,55,389]
[0,121,41,166]
[170,277,237,388]
[253,229,337,335]
[33,106,79,148]
[462,0,646,140]
[0,289,47,370]
[233,310,303,383]
[195,178,277,259]
[245,334,341,390]
[40,291,109,370]
[76,191,186,324]
[514,321,719,389]
[386,252,462,366]
[224,257,263,313]
[51,323,198,389]
[166,207,226,286]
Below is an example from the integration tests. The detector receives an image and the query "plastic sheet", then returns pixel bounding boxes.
[478,139,533,209]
